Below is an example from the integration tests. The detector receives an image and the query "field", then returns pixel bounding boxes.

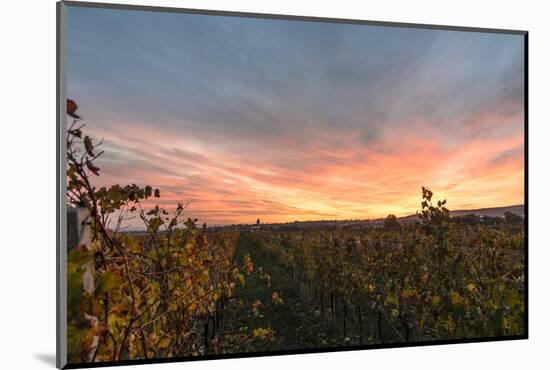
[67,222,525,362]
[221,221,524,353]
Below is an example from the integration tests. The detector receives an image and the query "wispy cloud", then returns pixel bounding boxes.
[67,6,524,226]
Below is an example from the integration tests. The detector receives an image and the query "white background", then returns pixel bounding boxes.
[1,0,548,368]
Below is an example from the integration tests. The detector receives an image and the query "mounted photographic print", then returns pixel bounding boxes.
[56,1,528,368]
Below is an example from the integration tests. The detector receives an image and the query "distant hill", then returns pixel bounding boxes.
[449,205,524,218]
[399,204,524,222]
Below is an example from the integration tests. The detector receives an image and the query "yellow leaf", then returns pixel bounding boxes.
[237,273,245,287]
[197,270,209,283]
[450,290,462,305]
[272,292,284,305]
[198,287,206,297]
[158,336,171,349]
[391,308,399,318]
[253,328,270,338]
[400,289,416,299]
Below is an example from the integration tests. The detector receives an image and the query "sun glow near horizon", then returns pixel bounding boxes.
[84,122,524,226]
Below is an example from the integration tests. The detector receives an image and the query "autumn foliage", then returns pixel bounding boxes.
[66,101,255,363]
[66,100,525,363]
[248,188,524,343]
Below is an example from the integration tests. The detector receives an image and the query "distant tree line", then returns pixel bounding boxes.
[452,211,524,226]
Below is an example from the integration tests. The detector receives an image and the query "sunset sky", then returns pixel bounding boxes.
[67,6,525,226]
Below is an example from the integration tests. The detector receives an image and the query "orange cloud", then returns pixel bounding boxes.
[82,113,524,227]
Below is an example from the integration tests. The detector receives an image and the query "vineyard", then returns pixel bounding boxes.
[241,207,525,347]
[65,100,525,364]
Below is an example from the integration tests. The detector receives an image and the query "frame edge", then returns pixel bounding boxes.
[57,1,68,369]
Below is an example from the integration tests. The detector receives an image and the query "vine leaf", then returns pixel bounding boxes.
[85,160,100,176]
[67,99,81,119]
[84,136,95,157]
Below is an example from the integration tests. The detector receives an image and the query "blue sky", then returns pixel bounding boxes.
[66,5,525,225]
